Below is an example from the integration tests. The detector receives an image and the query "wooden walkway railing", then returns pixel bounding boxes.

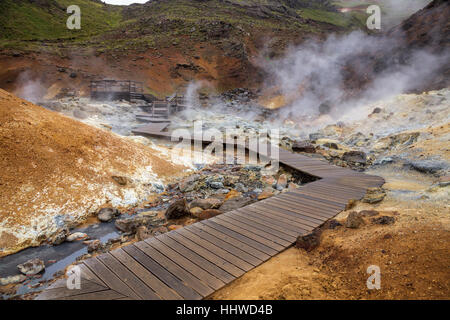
[35,123,384,300]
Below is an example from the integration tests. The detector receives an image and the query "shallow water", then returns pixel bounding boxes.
[0,221,120,299]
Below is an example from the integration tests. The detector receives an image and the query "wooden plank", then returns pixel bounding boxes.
[123,244,202,300]
[241,206,311,234]
[97,252,161,300]
[280,193,346,212]
[274,197,343,219]
[275,194,343,215]
[147,237,225,290]
[59,289,126,300]
[308,181,365,194]
[158,233,235,284]
[185,224,263,267]
[36,279,107,300]
[223,211,296,242]
[247,203,318,229]
[202,220,278,256]
[293,187,359,202]
[211,216,285,251]
[215,214,293,246]
[166,231,245,278]
[193,222,271,261]
[262,200,330,222]
[176,228,254,271]
[110,248,181,300]
[135,239,214,297]
[233,209,300,238]
[283,191,348,208]
[83,258,141,300]
[78,263,107,287]
[268,197,339,221]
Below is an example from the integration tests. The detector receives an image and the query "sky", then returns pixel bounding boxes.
[102,0,148,5]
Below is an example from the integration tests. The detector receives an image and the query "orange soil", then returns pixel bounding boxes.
[0,89,185,256]
[0,40,259,100]
[211,199,450,300]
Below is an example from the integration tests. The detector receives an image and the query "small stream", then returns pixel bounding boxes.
[0,221,120,299]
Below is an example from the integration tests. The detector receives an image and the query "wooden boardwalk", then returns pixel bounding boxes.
[36,123,384,300]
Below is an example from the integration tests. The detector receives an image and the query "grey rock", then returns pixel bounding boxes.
[362,187,386,204]
[346,212,364,229]
[17,258,45,276]
[115,213,164,233]
[219,196,255,212]
[407,160,448,175]
[235,183,248,193]
[372,216,395,225]
[209,181,224,189]
[165,199,190,219]
[296,229,321,251]
[292,141,316,153]
[50,228,69,245]
[66,232,88,242]
[342,151,367,165]
[97,207,120,222]
[373,157,395,166]
[0,275,27,286]
[86,240,103,253]
[189,198,223,210]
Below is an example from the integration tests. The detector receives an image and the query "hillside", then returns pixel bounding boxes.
[0,0,365,98]
[0,89,185,257]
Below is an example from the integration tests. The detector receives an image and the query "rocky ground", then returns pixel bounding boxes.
[1,85,448,299]
[210,88,450,300]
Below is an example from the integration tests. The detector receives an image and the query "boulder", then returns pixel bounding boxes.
[86,240,103,253]
[50,228,69,245]
[407,160,447,175]
[362,187,386,204]
[136,226,152,241]
[66,232,88,242]
[17,258,45,276]
[192,209,223,220]
[97,207,120,222]
[115,213,164,233]
[189,198,222,210]
[189,207,204,216]
[346,211,364,229]
[324,219,342,229]
[342,151,367,165]
[178,174,199,192]
[296,229,321,251]
[276,174,288,190]
[165,199,190,219]
[219,196,255,212]
[258,189,274,200]
[209,181,224,189]
[372,216,395,225]
[292,141,316,153]
[0,275,27,286]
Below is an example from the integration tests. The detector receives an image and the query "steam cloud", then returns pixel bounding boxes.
[261,29,449,123]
